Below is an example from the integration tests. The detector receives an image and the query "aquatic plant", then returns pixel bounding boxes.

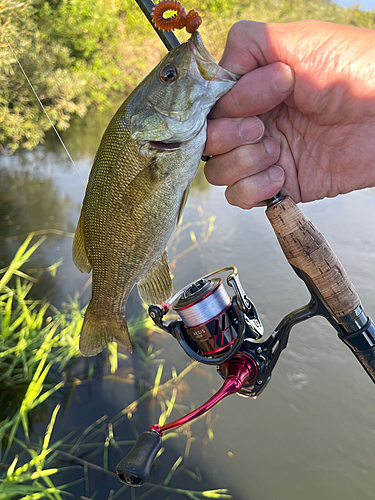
[0,405,79,500]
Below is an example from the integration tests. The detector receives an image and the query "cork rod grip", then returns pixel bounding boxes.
[265,196,360,320]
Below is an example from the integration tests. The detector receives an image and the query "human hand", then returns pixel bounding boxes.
[204,20,375,208]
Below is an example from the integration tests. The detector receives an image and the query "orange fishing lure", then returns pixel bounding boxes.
[151,0,202,34]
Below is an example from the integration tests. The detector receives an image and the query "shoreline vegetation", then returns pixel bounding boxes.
[0,216,224,498]
[1,0,375,152]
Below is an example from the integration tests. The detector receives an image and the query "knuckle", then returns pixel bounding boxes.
[232,145,252,172]
[234,180,254,209]
[204,160,222,186]
[228,20,253,39]
[227,21,244,42]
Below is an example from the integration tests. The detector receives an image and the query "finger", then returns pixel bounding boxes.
[225,165,285,209]
[210,62,294,119]
[218,21,271,74]
[204,138,280,186]
[218,20,289,74]
[203,116,264,156]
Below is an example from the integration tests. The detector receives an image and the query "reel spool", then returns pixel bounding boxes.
[173,277,238,357]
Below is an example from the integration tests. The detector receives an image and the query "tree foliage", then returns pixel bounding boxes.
[1,0,375,152]
[0,0,151,151]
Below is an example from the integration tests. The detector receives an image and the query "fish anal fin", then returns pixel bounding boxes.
[137,251,173,304]
[73,210,91,273]
[79,300,133,357]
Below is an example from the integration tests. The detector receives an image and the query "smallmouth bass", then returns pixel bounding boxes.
[73,31,238,357]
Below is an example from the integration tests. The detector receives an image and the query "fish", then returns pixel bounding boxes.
[72,31,238,357]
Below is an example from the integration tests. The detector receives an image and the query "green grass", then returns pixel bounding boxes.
[0,234,82,457]
[0,213,230,499]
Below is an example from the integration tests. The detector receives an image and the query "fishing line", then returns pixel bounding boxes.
[1,26,85,186]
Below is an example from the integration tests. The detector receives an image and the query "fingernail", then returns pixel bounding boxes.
[264,137,280,158]
[240,117,264,142]
[268,165,285,182]
[274,64,295,93]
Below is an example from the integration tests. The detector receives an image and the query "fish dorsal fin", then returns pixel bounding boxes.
[177,185,190,226]
[137,251,173,304]
[72,209,91,273]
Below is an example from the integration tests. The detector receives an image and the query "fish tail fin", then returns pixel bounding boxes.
[79,300,133,357]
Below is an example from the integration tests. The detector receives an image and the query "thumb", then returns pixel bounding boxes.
[210,62,294,118]
[219,20,281,74]
[218,20,299,74]
[210,21,296,119]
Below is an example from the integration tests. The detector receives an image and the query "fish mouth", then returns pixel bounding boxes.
[188,31,224,81]
[189,32,217,66]
[148,141,181,151]
[189,31,240,83]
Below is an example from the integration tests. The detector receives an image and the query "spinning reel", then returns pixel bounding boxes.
[116,253,375,486]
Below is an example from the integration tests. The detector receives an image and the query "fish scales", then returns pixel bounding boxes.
[73,32,238,356]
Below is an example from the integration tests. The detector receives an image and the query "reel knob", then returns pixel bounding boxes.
[116,431,161,486]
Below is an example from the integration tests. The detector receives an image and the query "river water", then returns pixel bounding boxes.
[1,100,375,499]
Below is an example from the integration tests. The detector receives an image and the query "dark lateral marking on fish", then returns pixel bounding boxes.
[124,162,168,212]
[177,185,190,224]
[149,141,181,150]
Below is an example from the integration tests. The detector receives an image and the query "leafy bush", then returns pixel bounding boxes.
[0,0,156,151]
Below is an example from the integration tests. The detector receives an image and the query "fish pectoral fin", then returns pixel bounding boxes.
[79,300,133,356]
[72,209,91,273]
[137,251,173,304]
[177,185,190,226]
[124,160,167,208]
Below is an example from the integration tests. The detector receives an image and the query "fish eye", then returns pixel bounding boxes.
[160,64,178,83]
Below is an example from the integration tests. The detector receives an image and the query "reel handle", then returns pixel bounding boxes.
[266,196,360,321]
[116,431,161,486]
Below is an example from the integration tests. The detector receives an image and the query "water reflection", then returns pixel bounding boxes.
[0,167,74,242]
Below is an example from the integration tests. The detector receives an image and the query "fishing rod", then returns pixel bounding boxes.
[116,0,375,487]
